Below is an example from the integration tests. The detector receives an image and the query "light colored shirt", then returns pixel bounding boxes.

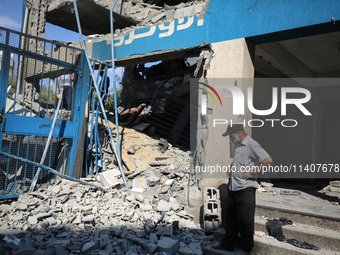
[229,135,270,191]
[60,74,72,87]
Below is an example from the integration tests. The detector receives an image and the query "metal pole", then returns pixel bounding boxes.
[72,0,128,187]
[110,0,121,162]
[0,151,108,192]
[29,88,64,193]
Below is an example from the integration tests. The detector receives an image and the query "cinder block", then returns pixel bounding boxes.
[157,237,179,254]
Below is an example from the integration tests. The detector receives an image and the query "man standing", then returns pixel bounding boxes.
[213,123,272,253]
[57,73,74,110]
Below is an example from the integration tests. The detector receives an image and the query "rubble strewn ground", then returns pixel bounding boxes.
[0,124,209,255]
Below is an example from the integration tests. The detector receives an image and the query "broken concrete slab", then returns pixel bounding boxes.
[98,170,121,189]
[157,199,172,211]
[157,237,179,254]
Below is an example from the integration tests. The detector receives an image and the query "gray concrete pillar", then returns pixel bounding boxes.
[200,38,255,189]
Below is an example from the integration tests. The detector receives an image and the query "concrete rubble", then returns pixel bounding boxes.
[0,124,213,255]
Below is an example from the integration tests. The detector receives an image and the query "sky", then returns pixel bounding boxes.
[0,0,123,90]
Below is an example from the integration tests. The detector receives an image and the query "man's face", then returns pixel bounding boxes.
[230,132,241,144]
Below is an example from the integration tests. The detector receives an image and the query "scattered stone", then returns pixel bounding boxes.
[98,170,120,189]
[157,200,172,211]
[189,241,203,255]
[28,216,38,225]
[158,237,179,254]
[156,226,173,236]
[260,181,273,188]
[82,241,96,253]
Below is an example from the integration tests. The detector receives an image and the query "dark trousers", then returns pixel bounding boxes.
[62,86,72,110]
[221,187,256,252]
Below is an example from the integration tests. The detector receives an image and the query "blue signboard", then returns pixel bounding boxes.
[92,0,340,61]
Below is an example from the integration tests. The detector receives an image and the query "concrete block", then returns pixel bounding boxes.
[132,178,146,193]
[50,185,61,194]
[330,186,340,192]
[99,170,121,189]
[189,241,202,255]
[56,232,68,238]
[151,12,166,23]
[174,6,195,19]
[330,181,340,187]
[160,185,170,194]
[109,227,121,237]
[141,203,153,211]
[156,226,173,236]
[28,216,38,225]
[175,172,185,178]
[0,204,11,212]
[149,232,158,244]
[165,179,174,186]
[157,200,172,211]
[55,246,67,255]
[133,9,149,21]
[157,237,179,254]
[82,241,96,253]
[83,215,95,224]
[179,243,194,255]
[18,203,28,211]
[165,10,175,20]
[104,192,113,200]
[46,217,57,226]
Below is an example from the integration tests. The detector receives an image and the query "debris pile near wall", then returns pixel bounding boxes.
[0,124,209,255]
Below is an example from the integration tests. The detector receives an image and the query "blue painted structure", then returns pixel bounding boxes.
[92,0,340,61]
[0,27,90,198]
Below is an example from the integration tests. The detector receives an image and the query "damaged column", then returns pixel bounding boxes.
[198,38,255,196]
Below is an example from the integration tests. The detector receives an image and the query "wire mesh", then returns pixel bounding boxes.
[0,134,72,196]
[0,27,81,65]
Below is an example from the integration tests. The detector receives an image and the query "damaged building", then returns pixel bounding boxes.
[0,0,340,254]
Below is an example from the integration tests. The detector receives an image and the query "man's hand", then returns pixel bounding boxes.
[242,171,253,180]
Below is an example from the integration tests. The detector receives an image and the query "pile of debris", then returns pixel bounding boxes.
[0,176,209,255]
[0,124,211,255]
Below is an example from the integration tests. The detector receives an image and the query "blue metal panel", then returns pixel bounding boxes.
[92,0,340,61]
[67,53,90,177]
[3,115,76,138]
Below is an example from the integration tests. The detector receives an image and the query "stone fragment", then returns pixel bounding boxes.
[157,200,172,211]
[255,231,266,237]
[260,182,273,187]
[82,241,96,253]
[330,186,340,192]
[121,226,127,238]
[28,216,38,225]
[156,226,173,236]
[50,185,61,194]
[56,232,68,238]
[175,172,185,178]
[98,170,121,188]
[46,216,57,226]
[140,203,152,211]
[164,179,174,186]
[55,246,67,255]
[189,241,202,255]
[330,181,340,187]
[160,185,170,194]
[157,237,179,254]
[149,233,158,244]
[179,243,194,255]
